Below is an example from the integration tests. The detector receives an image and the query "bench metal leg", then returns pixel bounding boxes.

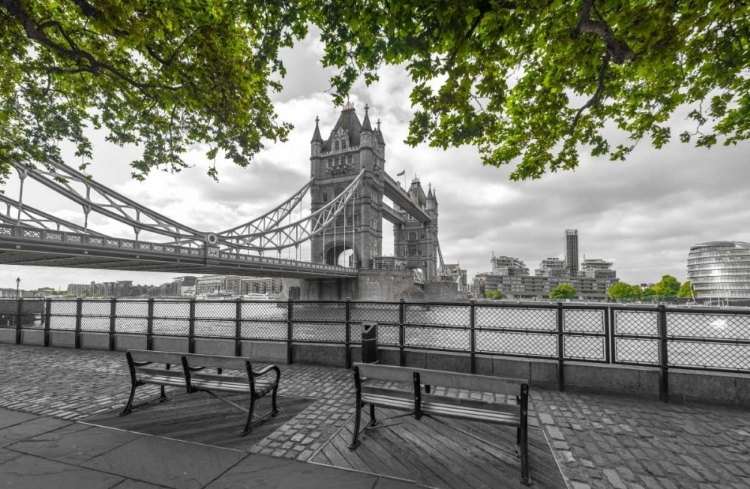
[349,401,363,450]
[240,396,256,436]
[519,425,530,485]
[119,386,172,417]
[369,404,377,427]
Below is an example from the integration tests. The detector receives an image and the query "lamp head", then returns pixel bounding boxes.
[15,277,20,286]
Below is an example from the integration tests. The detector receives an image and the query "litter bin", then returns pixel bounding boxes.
[361,322,379,363]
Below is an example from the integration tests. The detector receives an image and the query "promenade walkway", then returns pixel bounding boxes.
[1,344,749,488]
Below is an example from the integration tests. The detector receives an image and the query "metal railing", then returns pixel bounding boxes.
[2,298,749,402]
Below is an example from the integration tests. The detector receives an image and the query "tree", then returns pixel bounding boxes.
[653,275,681,299]
[677,281,693,299]
[0,0,303,184]
[607,281,634,301]
[549,284,576,300]
[629,285,642,300]
[2,1,748,185]
[484,289,503,300]
[641,287,657,300]
[318,0,750,180]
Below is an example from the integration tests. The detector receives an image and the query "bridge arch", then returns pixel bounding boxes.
[324,239,357,268]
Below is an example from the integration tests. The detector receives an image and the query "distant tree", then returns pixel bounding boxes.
[485,289,503,300]
[653,275,681,299]
[641,288,657,300]
[629,285,642,300]
[677,281,693,299]
[607,282,635,301]
[549,284,576,300]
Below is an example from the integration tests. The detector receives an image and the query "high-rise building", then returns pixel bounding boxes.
[565,229,579,276]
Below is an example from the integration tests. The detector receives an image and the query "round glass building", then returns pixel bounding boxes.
[687,241,750,299]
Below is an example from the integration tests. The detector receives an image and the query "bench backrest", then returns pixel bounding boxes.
[129,349,185,366]
[353,363,527,395]
[181,353,251,371]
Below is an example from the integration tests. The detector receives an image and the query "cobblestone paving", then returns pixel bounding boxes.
[2,343,750,488]
[533,390,750,489]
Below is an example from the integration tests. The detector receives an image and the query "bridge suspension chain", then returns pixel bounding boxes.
[0,194,107,236]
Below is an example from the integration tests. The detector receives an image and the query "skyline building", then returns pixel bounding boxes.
[565,229,579,277]
[687,241,750,300]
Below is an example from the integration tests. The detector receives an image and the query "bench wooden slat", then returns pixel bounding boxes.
[353,363,416,383]
[421,400,520,425]
[416,369,527,395]
[189,372,249,385]
[361,393,415,411]
[136,367,184,379]
[182,353,250,371]
[139,375,186,387]
[129,349,185,366]
[420,393,519,416]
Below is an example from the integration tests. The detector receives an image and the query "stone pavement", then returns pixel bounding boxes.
[1,343,750,488]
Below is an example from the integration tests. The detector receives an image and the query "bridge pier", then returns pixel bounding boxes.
[284,269,465,302]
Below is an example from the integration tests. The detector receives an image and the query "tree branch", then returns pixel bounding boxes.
[570,52,610,133]
[571,0,634,64]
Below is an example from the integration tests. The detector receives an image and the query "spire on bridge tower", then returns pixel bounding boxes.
[362,104,372,132]
[310,116,323,156]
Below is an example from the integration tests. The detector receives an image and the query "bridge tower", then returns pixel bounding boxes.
[310,103,385,269]
[393,178,439,281]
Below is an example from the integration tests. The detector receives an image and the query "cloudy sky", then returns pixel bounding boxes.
[2,30,749,291]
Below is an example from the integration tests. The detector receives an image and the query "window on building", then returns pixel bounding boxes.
[323,192,329,203]
[408,244,417,256]
[420,234,425,239]
[409,232,416,241]
[342,139,347,149]
[334,141,339,150]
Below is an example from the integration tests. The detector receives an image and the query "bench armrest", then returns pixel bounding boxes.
[252,365,281,386]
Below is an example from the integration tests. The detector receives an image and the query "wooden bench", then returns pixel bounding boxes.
[121,350,281,436]
[350,363,531,485]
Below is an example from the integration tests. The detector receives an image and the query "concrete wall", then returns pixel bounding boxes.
[298,278,357,301]
[423,281,467,302]
[356,269,421,301]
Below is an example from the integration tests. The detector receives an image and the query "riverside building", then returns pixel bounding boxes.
[687,241,750,299]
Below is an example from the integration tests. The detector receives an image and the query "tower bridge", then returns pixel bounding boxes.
[0,103,459,300]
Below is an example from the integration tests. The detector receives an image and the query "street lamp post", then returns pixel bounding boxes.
[15,277,20,299]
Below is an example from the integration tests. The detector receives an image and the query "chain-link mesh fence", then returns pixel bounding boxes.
[8,298,750,373]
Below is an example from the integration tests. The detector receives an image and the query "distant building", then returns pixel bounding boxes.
[441,263,468,293]
[472,230,618,299]
[564,229,579,276]
[687,241,750,299]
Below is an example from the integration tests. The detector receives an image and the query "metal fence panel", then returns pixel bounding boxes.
[404,325,470,351]
[292,302,346,322]
[405,304,469,327]
[667,312,750,340]
[475,306,556,330]
[241,302,286,321]
[565,336,606,361]
[476,331,557,356]
[668,341,750,370]
[241,321,287,341]
[614,338,659,364]
[350,303,399,324]
[564,309,605,333]
[292,322,345,343]
[614,310,658,336]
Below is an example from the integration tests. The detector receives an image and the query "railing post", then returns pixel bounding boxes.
[604,305,611,364]
[15,298,23,345]
[658,304,669,402]
[75,297,83,349]
[108,298,117,351]
[345,297,352,368]
[399,299,406,367]
[188,298,196,353]
[287,298,294,365]
[146,298,154,351]
[235,298,242,357]
[43,298,51,347]
[556,302,564,392]
[469,299,476,374]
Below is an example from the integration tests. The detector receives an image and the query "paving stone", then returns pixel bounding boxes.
[0,454,123,489]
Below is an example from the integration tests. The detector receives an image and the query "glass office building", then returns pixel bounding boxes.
[687,241,750,299]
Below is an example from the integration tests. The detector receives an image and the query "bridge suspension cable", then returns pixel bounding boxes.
[0,194,107,236]
[220,169,364,252]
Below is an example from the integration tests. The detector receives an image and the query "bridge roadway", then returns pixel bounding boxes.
[383,173,431,223]
[0,224,358,279]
